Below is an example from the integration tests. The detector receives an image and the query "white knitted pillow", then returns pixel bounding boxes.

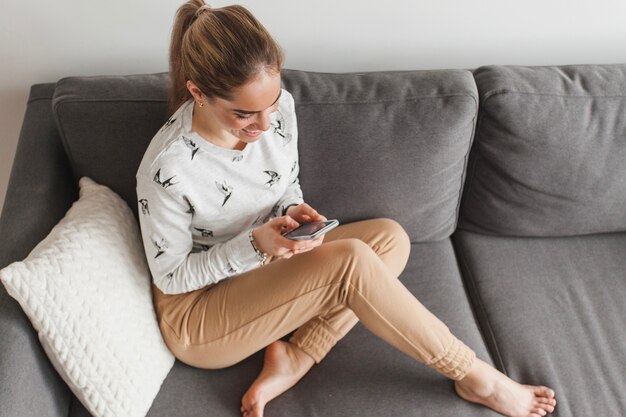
[0,176,174,417]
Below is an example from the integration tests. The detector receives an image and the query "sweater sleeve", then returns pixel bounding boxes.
[136,174,260,295]
[276,90,305,215]
[277,174,305,216]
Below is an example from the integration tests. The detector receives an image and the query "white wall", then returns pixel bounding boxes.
[2,0,626,210]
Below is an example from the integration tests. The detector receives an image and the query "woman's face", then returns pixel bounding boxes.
[196,70,282,145]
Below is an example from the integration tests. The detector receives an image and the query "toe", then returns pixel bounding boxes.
[537,397,557,407]
[532,385,555,398]
[532,408,547,416]
[534,400,555,414]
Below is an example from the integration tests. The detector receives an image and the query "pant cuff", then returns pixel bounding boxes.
[288,317,342,364]
[426,337,476,381]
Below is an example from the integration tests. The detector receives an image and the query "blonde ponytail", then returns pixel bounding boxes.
[167,0,285,115]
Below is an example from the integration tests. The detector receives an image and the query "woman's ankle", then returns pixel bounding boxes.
[455,358,496,396]
[286,341,316,371]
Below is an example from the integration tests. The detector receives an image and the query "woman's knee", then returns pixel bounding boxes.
[374,218,411,264]
[324,237,374,260]
[377,218,410,245]
[318,238,382,284]
[310,238,377,275]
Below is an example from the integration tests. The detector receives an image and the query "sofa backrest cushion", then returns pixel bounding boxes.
[52,73,169,220]
[52,69,478,242]
[458,64,626,237]
[282,70,478,242]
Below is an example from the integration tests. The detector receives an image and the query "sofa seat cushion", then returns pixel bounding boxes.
[452,229,626,417]
[69,239,498,417]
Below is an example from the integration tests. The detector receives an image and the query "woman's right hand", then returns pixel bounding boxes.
[252,216,323,259]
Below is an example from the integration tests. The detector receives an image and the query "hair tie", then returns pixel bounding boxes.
[195,5,212,18]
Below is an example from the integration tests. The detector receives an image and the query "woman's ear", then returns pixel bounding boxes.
[186,80,204,102]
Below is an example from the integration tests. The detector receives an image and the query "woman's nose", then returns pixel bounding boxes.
[254,110,272,131]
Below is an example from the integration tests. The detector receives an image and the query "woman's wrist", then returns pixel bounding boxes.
[248,229,268,264]
[283,203,299,217]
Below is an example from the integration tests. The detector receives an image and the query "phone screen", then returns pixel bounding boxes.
[285,221,333,238]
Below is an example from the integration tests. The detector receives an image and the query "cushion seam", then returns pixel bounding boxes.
[295,93,477,106]
[53,97,167,105]
[482,89,626,102]
[457,96,486,232]
[27,96,54,105]
[51,102,77,183]
[451,234,508,375]
[452,92,479,232]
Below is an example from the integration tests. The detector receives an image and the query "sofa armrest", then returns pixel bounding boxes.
[0,83,77,417]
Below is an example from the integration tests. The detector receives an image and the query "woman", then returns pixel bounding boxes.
[136,2,558,416]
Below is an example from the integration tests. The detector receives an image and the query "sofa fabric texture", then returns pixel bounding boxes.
[2,64,625,417]
[453,229,626,417]
[458,64,626,237]
[0,83,75,417]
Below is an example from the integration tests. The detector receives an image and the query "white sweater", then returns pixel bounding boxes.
[136,88,304,295]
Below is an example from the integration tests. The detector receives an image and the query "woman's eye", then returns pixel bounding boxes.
[235,113,252,120]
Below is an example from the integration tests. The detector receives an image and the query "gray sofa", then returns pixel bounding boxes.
[1,64,625,417]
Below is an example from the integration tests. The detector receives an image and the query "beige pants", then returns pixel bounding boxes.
[151,218,476,381]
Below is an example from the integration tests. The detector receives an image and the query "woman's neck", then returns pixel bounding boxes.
[191,102,245,151]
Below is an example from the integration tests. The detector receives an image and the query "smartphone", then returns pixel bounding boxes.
[282,219,339,240]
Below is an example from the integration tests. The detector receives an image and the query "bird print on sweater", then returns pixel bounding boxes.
[160,116,176,133]
[153,168,178,189]
[139,198,150,215]
[216,180,233,206]
[182,195,195,215]
[194,227,214,237]
[182,136,199,160]
[264,170,281,188]
[226,262,238,274]
[153,238,167,258]
[271,111,293,146]
[191,243,211,253]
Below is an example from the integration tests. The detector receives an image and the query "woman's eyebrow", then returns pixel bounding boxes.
[233,89,282,114]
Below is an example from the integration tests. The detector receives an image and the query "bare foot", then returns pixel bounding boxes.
[454,358,557,417]
[240,340,315,417]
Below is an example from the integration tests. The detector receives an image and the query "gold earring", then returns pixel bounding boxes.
[198,101,204,108]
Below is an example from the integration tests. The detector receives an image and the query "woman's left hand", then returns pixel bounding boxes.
[283,203,327,256]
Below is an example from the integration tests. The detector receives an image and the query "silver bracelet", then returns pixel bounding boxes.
[248,229,268,264]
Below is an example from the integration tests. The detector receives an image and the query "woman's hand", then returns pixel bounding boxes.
[252,204,327,259]
[285,203,327,224]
